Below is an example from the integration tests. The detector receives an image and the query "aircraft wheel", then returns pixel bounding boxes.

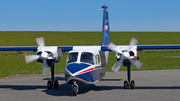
[47,80,52,89]
[54,80,59,89]
[72,85,78,96]
[130,80,135,89]
[124,81,128,89]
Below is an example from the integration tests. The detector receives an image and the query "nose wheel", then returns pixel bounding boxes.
[72,81,78,96]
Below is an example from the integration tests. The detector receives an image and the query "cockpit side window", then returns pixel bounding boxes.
[67,52,78,63]
[80,52,94,64]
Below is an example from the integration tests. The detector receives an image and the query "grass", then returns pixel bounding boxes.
[0,31,180,77]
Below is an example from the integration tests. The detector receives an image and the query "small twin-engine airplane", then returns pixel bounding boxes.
[1,5,180,96]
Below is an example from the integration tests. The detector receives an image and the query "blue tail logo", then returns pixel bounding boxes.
[101,5,110,46]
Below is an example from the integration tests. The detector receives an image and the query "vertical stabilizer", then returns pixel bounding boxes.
[101,5,110,46]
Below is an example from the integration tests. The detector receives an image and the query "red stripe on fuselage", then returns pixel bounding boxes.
[76,67,94,75]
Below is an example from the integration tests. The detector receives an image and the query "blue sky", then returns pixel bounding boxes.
[0,0,180,31]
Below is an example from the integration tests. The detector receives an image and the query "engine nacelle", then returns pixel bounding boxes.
[115,46,138,61]
[36,46,60,63]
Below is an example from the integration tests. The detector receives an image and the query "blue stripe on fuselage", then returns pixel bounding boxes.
[66,63,91,74]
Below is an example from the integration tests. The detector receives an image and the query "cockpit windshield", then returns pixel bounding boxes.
[80,52,94,64]
[67,52,78,63]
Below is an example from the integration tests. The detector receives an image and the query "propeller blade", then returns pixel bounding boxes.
[57,48,63,57]
[24,55,39,64]
[42,60,50,74]
[129,37,138,46]
[128,37,139,52]
[35,36,45,47]
[107,42,122,54]
[111,58,123,73]
[130,59,143,69]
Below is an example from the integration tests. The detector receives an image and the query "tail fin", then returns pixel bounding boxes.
[101,5,110,46]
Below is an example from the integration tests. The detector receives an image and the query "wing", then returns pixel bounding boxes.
[1,45,180,52]
[0,46,107,52]
[0,46,74,52]
[0,46,38,51]
[137,45,180,51]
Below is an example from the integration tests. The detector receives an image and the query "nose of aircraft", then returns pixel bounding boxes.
[65,63,91,75]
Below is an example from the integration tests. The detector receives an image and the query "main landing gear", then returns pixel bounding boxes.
[123,59,135,89]
[47,63,59,89]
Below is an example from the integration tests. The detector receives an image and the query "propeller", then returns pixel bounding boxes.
[42,60,50,74]
[107,37,143,73]
[107,42,123,54]
[128,37,138,52]
[24,36,62,74]
[111,57,123,72]
[57,48,63,57]
[24,55,39,64]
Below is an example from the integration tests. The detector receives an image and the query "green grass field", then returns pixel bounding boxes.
[0,31,180,77]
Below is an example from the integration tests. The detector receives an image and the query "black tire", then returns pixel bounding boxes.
[47,80,52,89]
[72,85,77,96]
[124,81,128,89]
[130,80,135,89]
[54,80,59,89]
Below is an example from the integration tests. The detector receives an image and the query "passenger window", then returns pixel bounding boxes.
[98,55,100,64]
[95,55,98,65]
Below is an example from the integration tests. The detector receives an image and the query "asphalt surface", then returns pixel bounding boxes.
[0,69,180,101]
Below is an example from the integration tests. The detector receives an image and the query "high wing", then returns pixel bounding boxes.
[0,46,73,52]
[101,45,180,51]
[0,46,37,51]
[137,45,180,51]
[0,46,107,52]
[1,45,180,52]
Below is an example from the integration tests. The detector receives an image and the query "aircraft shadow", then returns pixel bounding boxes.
[43,76,65,81]
[0,82,179,96]
[135,86,180,89]
[41,84,180,96]
[0,85,46,90]
[100,79,122,81]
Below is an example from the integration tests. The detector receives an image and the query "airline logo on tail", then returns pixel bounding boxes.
[104,25,108,30]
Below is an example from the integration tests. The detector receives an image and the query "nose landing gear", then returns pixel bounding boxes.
[72,81,78,96]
